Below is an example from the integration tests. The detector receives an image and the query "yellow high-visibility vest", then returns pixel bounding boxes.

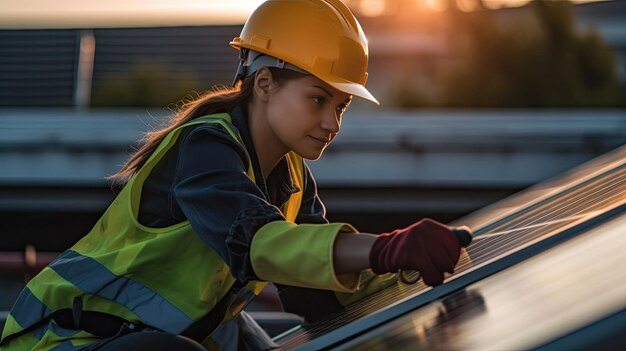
[0,113,304,350]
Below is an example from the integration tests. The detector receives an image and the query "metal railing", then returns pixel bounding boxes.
[0,245,59,282]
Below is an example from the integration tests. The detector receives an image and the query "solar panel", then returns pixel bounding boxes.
[334,211,626,350]
[275,145,626,350]
[455,143,626,230]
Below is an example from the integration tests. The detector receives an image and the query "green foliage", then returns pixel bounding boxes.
[90,63,203,108]
[396,0,621,108]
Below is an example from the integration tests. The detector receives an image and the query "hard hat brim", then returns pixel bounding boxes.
[324,79,380,106]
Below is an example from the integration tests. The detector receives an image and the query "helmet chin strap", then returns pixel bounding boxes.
[232,48,310,86]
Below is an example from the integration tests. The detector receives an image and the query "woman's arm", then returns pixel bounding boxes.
[333,232,377,274]
[295,163,378,275]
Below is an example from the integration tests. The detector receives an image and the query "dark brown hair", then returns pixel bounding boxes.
[108,67,306,189]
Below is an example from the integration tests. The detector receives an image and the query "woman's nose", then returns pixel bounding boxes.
[320,110,340,133]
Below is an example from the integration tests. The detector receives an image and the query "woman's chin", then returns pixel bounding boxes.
[297,149,324,161]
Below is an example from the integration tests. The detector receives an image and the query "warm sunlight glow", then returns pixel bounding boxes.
[0,0,266,28]
[357,0,387,17]
[483,0,531,10]
[482,0,605,10]
[456,0,481,12]
[421,0,449,12]
[0,0,610,28]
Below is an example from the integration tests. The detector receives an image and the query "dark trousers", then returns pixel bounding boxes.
[86,330,207,351]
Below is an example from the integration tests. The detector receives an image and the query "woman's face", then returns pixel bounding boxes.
[265,74,352,160]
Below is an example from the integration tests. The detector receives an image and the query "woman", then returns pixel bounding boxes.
[1,1,469,350]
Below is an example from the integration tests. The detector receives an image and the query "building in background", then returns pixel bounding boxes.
[0,0,624,108]
[353,0,626,107]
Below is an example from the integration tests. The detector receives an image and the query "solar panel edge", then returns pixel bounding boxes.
[532,309,626,351]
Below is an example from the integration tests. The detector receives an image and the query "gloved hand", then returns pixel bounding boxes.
[369,218,465,286]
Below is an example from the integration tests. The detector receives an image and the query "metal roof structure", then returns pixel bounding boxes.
[273,144,626,350]
[0,26,241,107]
[2,108,626,250]
[1,0,625,108]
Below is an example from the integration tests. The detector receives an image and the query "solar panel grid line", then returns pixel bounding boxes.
[455,201,625,275]
[482,211,612,253]
[470,211,603,240]
[471,161,626,236]
[466,169,626,256]
[470,207,611,258]
[464,194,626,264]
[278,154,626,349]
[462,196,626,266]
[452,145,626,229]
[507,168,626,222]
[285,201,626,350]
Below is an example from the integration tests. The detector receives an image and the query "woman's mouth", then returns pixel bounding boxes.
[309,135,330,145]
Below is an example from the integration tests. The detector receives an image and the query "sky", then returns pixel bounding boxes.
[0,0,266,28]
[0,0,604,29]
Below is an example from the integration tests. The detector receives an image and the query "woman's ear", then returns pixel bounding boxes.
[254,68,272,102]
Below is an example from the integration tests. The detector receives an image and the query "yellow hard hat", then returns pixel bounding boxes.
[231,0,379,105]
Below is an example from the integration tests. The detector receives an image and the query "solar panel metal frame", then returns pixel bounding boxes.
[534,309,626,351]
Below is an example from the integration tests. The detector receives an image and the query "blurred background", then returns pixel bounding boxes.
[1,0,626,326]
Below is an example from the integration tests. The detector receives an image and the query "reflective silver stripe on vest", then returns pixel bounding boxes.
[8,287,51,339]
[48,250,194,333]
[8,289,81,342]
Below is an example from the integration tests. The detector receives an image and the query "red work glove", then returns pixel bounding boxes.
[369,218,463,286]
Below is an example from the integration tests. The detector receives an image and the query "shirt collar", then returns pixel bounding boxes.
[229,105,299,206]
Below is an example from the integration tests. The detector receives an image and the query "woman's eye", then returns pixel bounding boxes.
[312,96,325,105]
